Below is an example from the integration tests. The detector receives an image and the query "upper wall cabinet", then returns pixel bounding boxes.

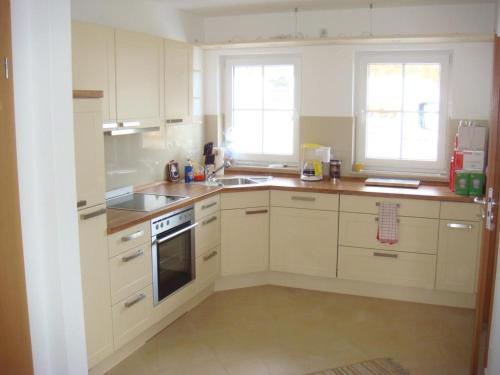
[164,39,192,124]
[72,22,117,125]
[115,30,165,127]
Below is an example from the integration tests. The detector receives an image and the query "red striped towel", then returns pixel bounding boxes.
[376,202,399,244]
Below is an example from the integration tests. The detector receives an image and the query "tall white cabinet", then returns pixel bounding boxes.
[73,98,114,367]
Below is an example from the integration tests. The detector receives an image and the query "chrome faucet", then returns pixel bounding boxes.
[207,161,231,181]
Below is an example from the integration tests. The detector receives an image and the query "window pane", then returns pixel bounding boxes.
[263,110,294,155]
[367,64,403,111]
[264,65,294,110]
[233,66,262,109]
[401,112,439,161]
[232,110,262,154]
[403,64,440,112]
[365,111,402,159]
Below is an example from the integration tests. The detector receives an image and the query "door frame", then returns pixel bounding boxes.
[0,0,34,373]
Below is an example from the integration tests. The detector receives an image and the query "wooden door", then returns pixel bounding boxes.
[164,39,191,123]
[115,29,164,127]
[0,0,34,373]
[472,36,500,374]
[221,207,269,276]
[72,21,117,124]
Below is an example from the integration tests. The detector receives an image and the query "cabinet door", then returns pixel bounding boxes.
[164,39,192,123]
[436,220,481,293]
[71,21,116,124]
[78,205,114,367]
[73,99,106,210]
[270,207,338,278]
[115,29,164,126]
[221,207,269,276]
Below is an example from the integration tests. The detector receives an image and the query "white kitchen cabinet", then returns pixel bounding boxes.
[196,246,220,290]
[271,190,338,211]
[221,206,269,276]
[112,285,153,349]
[340,195,440,218]
[78,205,114,367]
[338,212,439,255]
[108,221,151,258]
[115,29,164,127]
[164,39,192,123]
[436,220,481,293]
[270,207,338,278]
[73,99,106,210]
[338,246,436,289]
[195,211,220,257]
[71,22,117,124]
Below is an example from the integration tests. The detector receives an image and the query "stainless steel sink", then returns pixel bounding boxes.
[206,176,273,186]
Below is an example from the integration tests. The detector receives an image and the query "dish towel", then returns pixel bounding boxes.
[376,202,399,244]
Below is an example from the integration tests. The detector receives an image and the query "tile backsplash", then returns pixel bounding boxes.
[104,123,204,191]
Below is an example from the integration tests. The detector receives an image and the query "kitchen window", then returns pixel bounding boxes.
[355,51,450,174]
[224,56,300,164]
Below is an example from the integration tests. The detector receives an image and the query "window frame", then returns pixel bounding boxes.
[355,50,451,174]
[224,55,301,164]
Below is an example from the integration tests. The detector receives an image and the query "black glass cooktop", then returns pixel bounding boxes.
[106,193,188,212]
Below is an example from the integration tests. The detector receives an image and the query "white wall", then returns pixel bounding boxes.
[71,0,204,42]
[204,3,496,43]
[10,0,88,374]
[204,42,493,119]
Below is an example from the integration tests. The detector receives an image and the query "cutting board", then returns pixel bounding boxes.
[364,178,421,189]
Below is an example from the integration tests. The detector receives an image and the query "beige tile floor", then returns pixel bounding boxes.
[107,286,474,375]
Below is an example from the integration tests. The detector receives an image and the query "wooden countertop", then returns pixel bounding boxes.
[106,176,475,234]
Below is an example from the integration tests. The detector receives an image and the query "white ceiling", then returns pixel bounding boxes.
[160,0,495,16]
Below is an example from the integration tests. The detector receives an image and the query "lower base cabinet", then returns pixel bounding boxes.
[338,246,436,289]
[221,207,269,276]
[270,207,338,278]
[112,285,153,350]
[78,205,114,367]
[196,246,220,289]
[436,220,481,293]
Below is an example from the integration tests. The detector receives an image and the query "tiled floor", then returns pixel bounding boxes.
[107,286,474,375]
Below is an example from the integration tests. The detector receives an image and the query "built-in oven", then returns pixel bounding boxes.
[151,206,197,305]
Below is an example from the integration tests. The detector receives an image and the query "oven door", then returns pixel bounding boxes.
[152,220,197,305]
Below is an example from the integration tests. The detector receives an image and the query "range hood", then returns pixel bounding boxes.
[104,126,161,136]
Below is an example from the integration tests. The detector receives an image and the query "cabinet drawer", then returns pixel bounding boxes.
[271,190,338,211]
[196,246,220,289]
[338,246,436,289]
[221,191,269,210]
[339,212,439,254]
[195,194,220,219]
[112,286,153,349]
[108,222,151,257]
[109,244,152,304]
[195,211,220,257]
[440,202,482,222]
[340,195,440,218]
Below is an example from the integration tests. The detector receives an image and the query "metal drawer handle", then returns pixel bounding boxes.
[121,230,145,242]
[203,250,218,262]
[202,216,218,225]
[122,121,141,127]
[80,208,107,220]
[375,217,400,223]
[122,249,144,263]
[124,293,146,308]
[201,202,217,210]
[166,119,183,124]
[245,209,268,215]
[373,252,398,259]
[77,200,87,208]
[292,196,316,202]
[447,223,473,230]
[376,202,400,208]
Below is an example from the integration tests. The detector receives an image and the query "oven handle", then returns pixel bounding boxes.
[154,222,198,245]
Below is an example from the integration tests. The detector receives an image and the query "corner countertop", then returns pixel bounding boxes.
[106,175,475,234]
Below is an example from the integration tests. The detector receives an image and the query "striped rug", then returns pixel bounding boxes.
[307,358,409,375]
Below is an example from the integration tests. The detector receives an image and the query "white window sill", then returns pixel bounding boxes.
[348,168,448,182]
